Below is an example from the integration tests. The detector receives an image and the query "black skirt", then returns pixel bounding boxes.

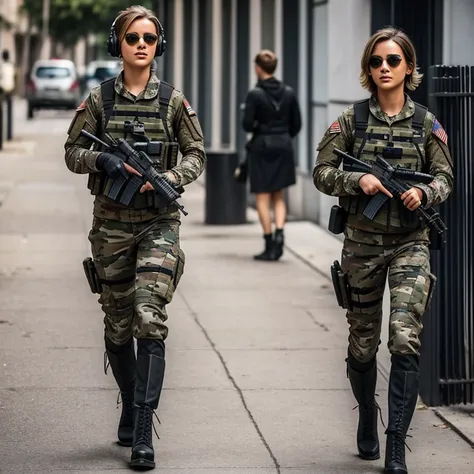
[248,134,296,194]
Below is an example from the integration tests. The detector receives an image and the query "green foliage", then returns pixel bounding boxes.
[21,0,157,46]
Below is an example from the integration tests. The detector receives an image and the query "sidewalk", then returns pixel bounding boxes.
[0,108,472,473]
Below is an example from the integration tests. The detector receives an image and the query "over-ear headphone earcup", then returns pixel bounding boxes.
[155,37,166,57]
[155,19,166,57]
[107,21,120,58]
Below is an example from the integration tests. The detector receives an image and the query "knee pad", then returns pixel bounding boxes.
[347,348,376,372]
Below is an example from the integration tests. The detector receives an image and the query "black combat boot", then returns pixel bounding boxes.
[253,233,275,261]
[273,228,284,260]
[129,339,166,470]
[105,336,136,447]
[347,351,380,460]
[384,354,419,474]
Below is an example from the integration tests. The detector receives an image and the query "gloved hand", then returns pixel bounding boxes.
[96,152,129,180]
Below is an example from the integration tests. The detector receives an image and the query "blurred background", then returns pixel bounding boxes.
[0,0,472,224]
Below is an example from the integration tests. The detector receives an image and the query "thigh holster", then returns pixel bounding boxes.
[331,260,353,311]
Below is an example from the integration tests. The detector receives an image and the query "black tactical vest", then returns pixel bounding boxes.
[340,99,428,233]
[87,78,179,209]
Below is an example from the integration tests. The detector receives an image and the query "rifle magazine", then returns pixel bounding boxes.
[363,192,389,220]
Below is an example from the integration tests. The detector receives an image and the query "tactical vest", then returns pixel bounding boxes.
[87,77,179,209]
[340,99,428,233]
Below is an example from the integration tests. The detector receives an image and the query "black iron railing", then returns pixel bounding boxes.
[420,65,474,406]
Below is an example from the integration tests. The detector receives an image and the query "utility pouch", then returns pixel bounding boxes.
[328,205,347,235]
[82,257,103,294]
[330,260,352,311]
[428,225,445,251]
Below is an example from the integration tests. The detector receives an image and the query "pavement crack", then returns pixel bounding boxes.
[305,309,330,332]
[181,294,281,474]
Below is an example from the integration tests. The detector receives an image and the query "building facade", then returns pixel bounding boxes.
[154,0,471,228]
[0,0,22,64]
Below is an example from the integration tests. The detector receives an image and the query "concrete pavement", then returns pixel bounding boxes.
[0,100,472,473]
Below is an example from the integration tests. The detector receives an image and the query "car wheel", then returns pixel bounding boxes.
[27,103,34,119]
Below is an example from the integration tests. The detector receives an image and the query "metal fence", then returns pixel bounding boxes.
[420,65,474,406]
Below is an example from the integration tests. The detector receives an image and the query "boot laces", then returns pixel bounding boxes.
[116,391,134,423]
[388,406,413,463]
[352,393,386,433]
[103,351,110,375]
[136,405,161,444]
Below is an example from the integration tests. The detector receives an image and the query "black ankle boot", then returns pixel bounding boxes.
[105,336,136,447]
[384,355,419,474]
[347,352,380,460]
[130,339,166,470]
[254,233,275,261]
[273,228,284,260]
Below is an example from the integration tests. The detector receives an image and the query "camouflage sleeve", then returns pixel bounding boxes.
[415,113,454,208]
[312,107,366,196]
[64,87,103,174]
[168,91,206,187]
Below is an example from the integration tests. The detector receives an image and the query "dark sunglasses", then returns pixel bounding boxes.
[125,32,158,46]
[369,54,402,69]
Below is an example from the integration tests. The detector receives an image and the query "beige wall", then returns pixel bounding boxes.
[0,0,23,63]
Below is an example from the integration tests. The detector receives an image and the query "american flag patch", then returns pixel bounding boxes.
[76,99,87,112]
[329,120,341,134]
[183,98,196,117]
[433,119,448,145]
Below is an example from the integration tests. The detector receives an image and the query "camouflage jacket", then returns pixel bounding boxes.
[64,71,206,221]
[313,94,453,211]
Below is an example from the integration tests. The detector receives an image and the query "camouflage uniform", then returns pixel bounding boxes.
[65,71,205,345]
[314,94,454,468]
[313,94,453,363]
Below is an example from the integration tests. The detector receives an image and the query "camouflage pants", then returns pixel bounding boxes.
[88,212,185,346]
[341,229,436,363]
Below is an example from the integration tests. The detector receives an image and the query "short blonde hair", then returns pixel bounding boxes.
[360,27,423,93]
[114,5,161,45]
[255,49,278,75]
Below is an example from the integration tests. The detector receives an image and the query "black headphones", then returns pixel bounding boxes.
[107,17,167,58]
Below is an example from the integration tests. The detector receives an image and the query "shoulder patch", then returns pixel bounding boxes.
[329,119,341,134]
[183,98,196,117]
[76,99,87,112]
[432,118,448,145]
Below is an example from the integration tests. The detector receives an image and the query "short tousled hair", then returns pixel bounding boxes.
[114,5,161,45]
[255,49,278,75]
[360,27,423,93]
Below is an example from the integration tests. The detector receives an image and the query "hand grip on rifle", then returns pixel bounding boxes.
[96,152,129,180]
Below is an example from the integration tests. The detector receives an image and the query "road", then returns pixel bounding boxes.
[0,100,472,473]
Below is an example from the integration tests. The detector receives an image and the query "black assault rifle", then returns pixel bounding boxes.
[81,129,188,216]
[333,148,447,237]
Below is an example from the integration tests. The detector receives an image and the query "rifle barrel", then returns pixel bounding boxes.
[80,130,111,150]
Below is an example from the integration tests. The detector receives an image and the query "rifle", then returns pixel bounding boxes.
[333,148,447,237]
[81,129,188,216]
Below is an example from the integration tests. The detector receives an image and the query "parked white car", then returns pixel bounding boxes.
[26,59,81,119]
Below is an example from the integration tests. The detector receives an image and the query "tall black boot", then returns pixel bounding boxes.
[384,355,419,474]
[347,351,380,460]
[254,233,275,261]
[129,339,166,470]
[273,228,284,260]
[105,336,136,447]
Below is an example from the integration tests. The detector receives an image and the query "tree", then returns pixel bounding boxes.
[21,0,156,47]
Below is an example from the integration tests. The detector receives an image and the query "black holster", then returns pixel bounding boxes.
[331,260,352,311]
[328,205,347,235]
[82,257,103,294]
[429,225,444,251]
